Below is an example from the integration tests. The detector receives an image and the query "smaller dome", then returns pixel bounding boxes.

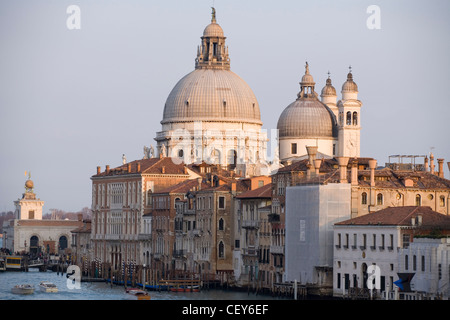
[300,62,315,86]
[301,73,314,85]
[203,22,224,37]
[321,78,336,96]
[342,72,358,92]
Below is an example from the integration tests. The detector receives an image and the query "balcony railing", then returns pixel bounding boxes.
[242,220,259,229]
[138,234,152,241]
[242,246,259,257]
[270,245,284,255]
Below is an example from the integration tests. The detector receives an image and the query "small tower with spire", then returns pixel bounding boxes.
[297,62,317,99]
[195,7,230,70]
[337,66,362,158]
[14,173,44,220]
[321,71,338,119]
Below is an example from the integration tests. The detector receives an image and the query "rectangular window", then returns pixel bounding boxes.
[337,273,341,289]
[291,143,297,154]
[440,196,445,207]
[218,196,225,209]
[299,219,306,242]
[402,234,410,248]
[28,211,35,219]
[361,234,367,250]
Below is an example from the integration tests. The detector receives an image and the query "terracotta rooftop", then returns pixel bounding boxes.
[278,157,375,173]
[278,158,450,190]
[154,178,210,194]
[236,183,272,199]
[17,219,84,227]
[335,206,450,228]
[92,157,189,177]
[71,221,92,233]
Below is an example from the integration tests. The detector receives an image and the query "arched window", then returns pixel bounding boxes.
[178,149,184,158]
[59,236,68,251]
[147,190,153,206]
[405,255,409,270]
[218,241,224,258]
[30,235,39,248]
[440,196,446,207]
[346,111,352,125]
[361,192,367,205]
[352,112,358,125]
[415,194,421,206]
[218,218,224,231]
[227,149,237,170]
[377,193,383,206]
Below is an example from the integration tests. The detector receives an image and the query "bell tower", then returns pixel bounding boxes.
[337,67,362,158]
[14,173,44,220]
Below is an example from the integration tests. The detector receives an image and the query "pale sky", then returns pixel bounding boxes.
[0,0,449,213]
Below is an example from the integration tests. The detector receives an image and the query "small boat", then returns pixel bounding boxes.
[170,286,185,292]
[187,285,200,292]
[11,284,35,295]
[39,281,58,293]
[125,288,151,300]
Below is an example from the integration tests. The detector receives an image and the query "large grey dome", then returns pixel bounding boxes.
[161,68,262,125]
[277,98,337,138]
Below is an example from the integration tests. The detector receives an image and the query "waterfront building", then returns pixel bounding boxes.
[398,237,450,299]
[333,206,450,299]
[285,182,352,295]
[278,148,450,293]
[90,157,199,269]
[234,183,272,289]
[3,176,83,256]
[70,218,92,266]
[148,178,208,279]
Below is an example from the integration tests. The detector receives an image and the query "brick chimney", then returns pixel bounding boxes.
[368,159,377,187]
[351,159,358,186]
[97,166,101,175]
[106,165,110,174]
[336,157,349,183]
[430,153,435,174]
[313,159,322,175]
[306,146,318,166]
[437,159,444,178]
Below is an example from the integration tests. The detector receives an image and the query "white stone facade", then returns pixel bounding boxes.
[398,238,450,299]
[332,225,401,297]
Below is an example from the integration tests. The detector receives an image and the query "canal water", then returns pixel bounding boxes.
[0,268,285,300]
